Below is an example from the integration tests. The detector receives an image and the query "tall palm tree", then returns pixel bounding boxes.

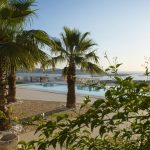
[6,29,50,102]
[49,27,103,108]
[0,0,36,102]
[0,0,50,130]
[0,0,50,103]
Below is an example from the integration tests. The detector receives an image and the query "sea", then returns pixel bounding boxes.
[16,71,149,81]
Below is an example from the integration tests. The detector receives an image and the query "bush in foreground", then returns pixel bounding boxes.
[18,63,150,150]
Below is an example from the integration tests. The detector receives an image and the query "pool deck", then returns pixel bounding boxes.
[16,87,101,103]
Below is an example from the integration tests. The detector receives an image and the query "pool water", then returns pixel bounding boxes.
[17,83,106,97]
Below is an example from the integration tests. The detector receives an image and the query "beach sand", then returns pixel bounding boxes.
[10,100,65,120]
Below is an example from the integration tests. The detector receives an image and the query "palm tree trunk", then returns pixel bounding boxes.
[8,65,16,103]
[0,58,7,101]
[66,64,76,108]
[0,57,9,130]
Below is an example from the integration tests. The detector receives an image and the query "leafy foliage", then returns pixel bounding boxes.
[0,0,36,29]
[18,61,150,150]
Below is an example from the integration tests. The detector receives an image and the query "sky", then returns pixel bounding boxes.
[30,0,150,72]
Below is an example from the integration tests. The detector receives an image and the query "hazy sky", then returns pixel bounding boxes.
[31,0,150,71]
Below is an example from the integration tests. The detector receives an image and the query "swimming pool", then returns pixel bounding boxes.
[17,83,106,97]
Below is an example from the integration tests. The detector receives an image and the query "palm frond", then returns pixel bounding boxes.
[10,0,36,11]
[40,57,54,71]
[76,39,97,53]
[63,26,80,52]
[0,0,8,10]
[48,26,101,76]
[62,66,69,78]
[79,32,90,45]
[53,55,66,65]
[0,29,49,70]
[49,37,69,56]
[61,33,69,50]
[17,30,50,48]
[0,41,34,68]
[81,61,103,74]
[85,50,99,63]
[0,0,36,29]
[74,55,84,66]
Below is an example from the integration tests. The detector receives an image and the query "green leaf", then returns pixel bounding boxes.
[99,126,106,137]
[116,63,122,68]
[49,139,57,149]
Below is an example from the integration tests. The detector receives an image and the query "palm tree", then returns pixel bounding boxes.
[0,0,36,101]
[0,0,50,103]
[49,27,102,108]
[0,0,50,130]
[6,29,50,102]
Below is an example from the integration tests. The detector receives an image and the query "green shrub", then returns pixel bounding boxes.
[18,60,150,150]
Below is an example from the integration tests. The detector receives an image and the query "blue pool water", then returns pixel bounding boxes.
[17,83,106,97]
